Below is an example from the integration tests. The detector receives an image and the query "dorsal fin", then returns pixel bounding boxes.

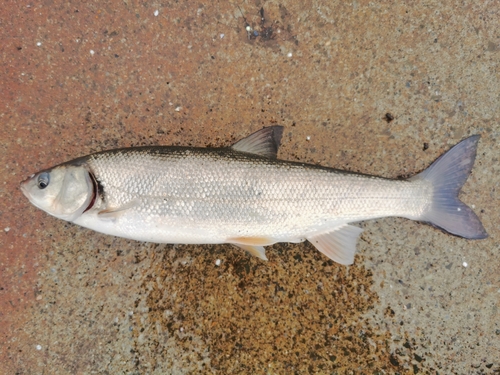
[231,126,284,158]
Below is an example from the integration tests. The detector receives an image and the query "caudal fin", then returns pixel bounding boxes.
[411,135,488,239]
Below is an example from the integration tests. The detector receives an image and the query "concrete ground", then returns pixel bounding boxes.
[1,0,498,373]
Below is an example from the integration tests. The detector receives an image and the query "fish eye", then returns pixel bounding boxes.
[37,172,50,189]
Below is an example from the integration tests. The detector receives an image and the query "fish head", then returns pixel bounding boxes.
[21,165,95,222]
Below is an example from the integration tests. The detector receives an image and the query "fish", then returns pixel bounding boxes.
[21,126,487,265]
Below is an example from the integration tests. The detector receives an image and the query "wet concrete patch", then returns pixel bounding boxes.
[131,245,394,373]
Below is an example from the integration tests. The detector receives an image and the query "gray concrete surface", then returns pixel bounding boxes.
[1,0,498,373]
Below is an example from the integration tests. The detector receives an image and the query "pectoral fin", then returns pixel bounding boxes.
[98,199,139,218]
[307,225,363,265]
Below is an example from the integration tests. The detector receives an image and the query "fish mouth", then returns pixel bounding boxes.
[20,183,27,197]
[20,173,38,198]
[20,178,31,199]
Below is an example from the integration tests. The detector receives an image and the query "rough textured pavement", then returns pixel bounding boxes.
[1,1,499,373]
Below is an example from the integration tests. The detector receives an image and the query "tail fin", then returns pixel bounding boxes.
[410,135,488,239]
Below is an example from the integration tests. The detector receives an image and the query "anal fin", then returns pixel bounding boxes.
[307,225,363,265]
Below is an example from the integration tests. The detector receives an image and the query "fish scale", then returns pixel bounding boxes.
[83,146,428,243]
[21,126,487,265]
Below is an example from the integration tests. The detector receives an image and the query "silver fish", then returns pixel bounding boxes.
[21,126,487,264]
